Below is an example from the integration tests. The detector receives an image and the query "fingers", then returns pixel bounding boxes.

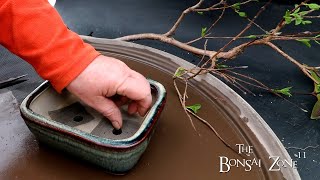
[117,70,152,116]
[128,101,138,115]
[136,94,152,116]
[91,96,123,129]
[112,95,129,107]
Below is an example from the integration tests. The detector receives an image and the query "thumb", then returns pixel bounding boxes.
[91,96,123,129]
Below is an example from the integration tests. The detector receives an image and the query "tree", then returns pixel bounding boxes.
[116,0,320,149]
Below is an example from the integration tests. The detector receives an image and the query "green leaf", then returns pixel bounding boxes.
[284,17,292,24]
[284,10,292,24]
[311,100,320,120]
[246,35,257,39]
[272,87,293,97]
[306,3,320,10]
[237,11,247,17]
[315,35,320,45]
[232,3,241,10]
[315,84,320,94]
[295,16,303,25]
[294,7,300,13]
[173,67,186,78]
[201,27,207,37]
[296,39,311,48]
[284,10,290,17]
[299,11,309,16]
[302,20,312,25]
[310,70,320,84]
[216,64,229,69]
[197,11,204,15]
[186,104,202,114]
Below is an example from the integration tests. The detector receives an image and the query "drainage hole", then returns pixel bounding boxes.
[112,128,122,135]
[73,115,83,122]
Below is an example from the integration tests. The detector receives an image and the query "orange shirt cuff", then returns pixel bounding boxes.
[51,48,101,93]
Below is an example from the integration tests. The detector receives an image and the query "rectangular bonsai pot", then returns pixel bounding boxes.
[20,79,166,174]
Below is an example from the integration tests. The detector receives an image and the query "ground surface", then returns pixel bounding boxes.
[0,0,319,179]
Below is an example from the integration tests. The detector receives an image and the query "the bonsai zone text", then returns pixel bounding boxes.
[219,144,304,173]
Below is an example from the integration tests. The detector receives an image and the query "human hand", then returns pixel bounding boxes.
[66,55,152,129]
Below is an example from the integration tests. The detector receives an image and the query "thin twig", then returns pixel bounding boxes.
[224,70,309,112]
[207,2,227,33]
[268,0,311,39]
[286,145,319,150]
[186,108,247,158]
[165,0,205,37]
[186,33,211,45]
[265,42,318,83]
[305,15,320,19]
[195,0,255,12]
[207,0,273,62]
[196,39,209,67]
[173,79,198,132]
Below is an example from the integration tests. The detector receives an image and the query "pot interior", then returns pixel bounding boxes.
[28,85,158,140]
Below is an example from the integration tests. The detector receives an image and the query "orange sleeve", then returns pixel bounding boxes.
[0,0,100,92]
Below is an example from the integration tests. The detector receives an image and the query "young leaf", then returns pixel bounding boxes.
[315,34,320,45]
[232,3,241,10]
[197,11,204,15]
[246,35,257,39]
[272,87,293,97]
[295,16,303,25]
[216,64,229,69]
[302,20,312,25]
[284,17,292,24]
[315,84,320,94]
[310,70,320,84]
[299,11,309,16]
[284,10,292,24]
[186,104,202,114]
[296,39,311,48]
[237,11,247,17]
[201,27,207,37]
[311,100,320,120]
[173,67,186,78]
[306,3,320,10]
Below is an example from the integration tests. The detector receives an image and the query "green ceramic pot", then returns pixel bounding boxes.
[20,79,166,174]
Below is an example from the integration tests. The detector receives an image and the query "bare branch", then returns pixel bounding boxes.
[173,79,198,133]
[195,0,255,12]
[268,0,311,38]
[164,0,205,37]
[265,42,318,83]
[305,15,320,19]
[116,33,218,57]
[115,0,319,149]
[207,0,273,62]
[207,3,226,33]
